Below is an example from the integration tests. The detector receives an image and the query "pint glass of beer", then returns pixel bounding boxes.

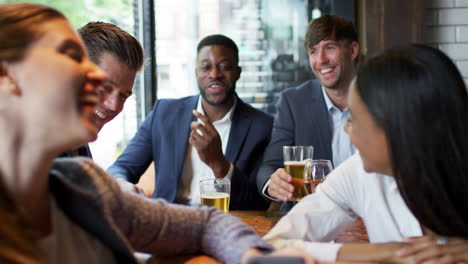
[199,178,231,213]
[283,146,314,201]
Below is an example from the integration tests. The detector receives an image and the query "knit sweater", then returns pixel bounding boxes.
[50,157,273,264]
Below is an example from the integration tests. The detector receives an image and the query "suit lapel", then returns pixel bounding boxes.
[310,81,333,161]
[226,100,252,162]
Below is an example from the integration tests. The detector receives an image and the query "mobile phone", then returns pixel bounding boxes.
[247,256,305,264]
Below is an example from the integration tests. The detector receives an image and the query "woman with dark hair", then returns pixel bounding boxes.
[265,44,468,263]
[0,3,315,264]
[354,44,468,263]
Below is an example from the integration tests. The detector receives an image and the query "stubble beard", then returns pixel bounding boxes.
[199,85,236,106]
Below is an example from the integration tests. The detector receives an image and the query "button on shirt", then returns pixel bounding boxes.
[177,96,235,205]
[263,153,422,261]
[321,86,356,167]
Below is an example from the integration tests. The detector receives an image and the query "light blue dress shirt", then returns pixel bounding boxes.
[321,86,356,167]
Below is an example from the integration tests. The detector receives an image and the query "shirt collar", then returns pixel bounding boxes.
[196,95,237,123]
[321,86,348,114]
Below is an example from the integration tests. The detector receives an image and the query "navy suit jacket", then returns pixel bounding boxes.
[257,80,333,193]
[108,95,273,210]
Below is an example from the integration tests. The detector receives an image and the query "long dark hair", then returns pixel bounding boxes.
[356,44,468,237]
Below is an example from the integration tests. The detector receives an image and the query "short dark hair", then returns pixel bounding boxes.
[78,22,144,71]
[196,34,239,62]
[304,14,357,50]
[356,44,468,238]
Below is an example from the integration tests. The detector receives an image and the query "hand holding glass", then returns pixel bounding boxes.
[199,178,230,213]
[283,146,314,201]
[303,159,333,194]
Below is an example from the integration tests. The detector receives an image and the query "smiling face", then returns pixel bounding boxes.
[195,45,241,107]
[6,18,107,150]
[308,39,359,90]
[92,52,136,132]
[344,81,392,175]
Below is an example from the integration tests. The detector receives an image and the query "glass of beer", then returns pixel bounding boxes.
[199,178,230,213]
[303,159,333,194]
[283,146,314,201]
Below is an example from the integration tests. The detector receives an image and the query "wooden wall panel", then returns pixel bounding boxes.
[357,0,424,58]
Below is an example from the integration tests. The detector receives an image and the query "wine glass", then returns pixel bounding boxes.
[303,159,333,195]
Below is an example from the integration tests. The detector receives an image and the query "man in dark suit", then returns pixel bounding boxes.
[59,22,144,159]
[257,15,359,206]
[108,34,273,210]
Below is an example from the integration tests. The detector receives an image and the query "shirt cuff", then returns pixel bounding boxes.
[261,179,282,202]
[268,239,343,262]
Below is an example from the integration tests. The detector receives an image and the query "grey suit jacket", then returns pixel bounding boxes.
[257,79,333,193]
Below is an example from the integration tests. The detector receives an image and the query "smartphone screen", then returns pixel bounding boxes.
[247,256,305,264]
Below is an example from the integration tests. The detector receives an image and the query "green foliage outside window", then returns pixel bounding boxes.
[0,0,135,33]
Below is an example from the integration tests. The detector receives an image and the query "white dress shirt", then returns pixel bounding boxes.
[263,153,422,261]
[321,86,356,167]
[177,96,235,205]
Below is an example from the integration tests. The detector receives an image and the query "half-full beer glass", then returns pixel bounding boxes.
[199,178,231,213]
[283,146,314,201]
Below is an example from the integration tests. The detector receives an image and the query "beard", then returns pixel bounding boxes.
[199,84,236,106]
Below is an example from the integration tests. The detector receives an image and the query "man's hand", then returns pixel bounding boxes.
[115,178,147,197]
[189,110,230,178]
[267,168,294,201]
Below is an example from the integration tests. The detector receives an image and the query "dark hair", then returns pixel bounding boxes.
[78,22,144,71]
[356,44,468,237]
[304,14,357,50]
[0,2,65,65]
[196,34,239,62]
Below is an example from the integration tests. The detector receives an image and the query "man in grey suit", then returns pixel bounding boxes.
[257,15,359,205]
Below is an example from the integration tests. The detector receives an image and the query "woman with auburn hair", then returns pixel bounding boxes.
[0,3,315,264]
[265,44,468,263]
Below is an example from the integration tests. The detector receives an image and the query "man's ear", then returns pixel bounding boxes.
[235,65,242,82]
[0,63,21,96]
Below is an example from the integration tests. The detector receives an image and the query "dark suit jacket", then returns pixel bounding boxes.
[108,95,273,210]
[257,80,333,194]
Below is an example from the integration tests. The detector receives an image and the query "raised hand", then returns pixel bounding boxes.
[189,110,230,178]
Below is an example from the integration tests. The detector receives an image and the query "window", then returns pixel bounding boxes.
[154,0,314,115]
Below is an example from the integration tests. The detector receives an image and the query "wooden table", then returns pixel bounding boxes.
[230,211,369,243]
[147,210,370,263]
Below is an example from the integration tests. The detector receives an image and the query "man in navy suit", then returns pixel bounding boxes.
[108,34,273,210]
[257,15,359,206]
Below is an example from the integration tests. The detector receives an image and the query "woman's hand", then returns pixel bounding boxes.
[395,235,468,264]
[337,242,410,263]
